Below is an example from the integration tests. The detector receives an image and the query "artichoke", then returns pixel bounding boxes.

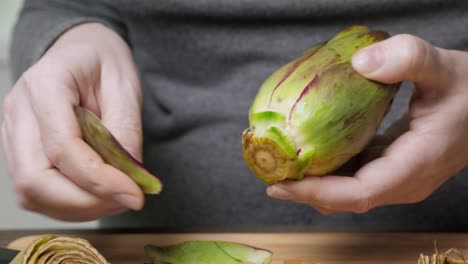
[242,26,400,184]
[75,106,162,194]
[145,240,272,264]
[10,235,108,264]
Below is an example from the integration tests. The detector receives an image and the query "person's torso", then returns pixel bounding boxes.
[101,0,468,230]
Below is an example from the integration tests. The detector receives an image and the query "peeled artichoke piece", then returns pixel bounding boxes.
[145,240,272,264]
[75,106,162,194]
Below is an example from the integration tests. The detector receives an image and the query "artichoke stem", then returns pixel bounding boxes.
[254,149,277,172]
[242,129,298,184]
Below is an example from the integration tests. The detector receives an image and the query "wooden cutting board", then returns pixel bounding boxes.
[7,233,468,264]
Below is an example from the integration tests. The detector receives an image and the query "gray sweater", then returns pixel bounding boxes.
[10,0,468,231]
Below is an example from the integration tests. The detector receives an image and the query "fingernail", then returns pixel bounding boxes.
[352,47,381,74]
[267,185,293,200]
[114,194,141,210]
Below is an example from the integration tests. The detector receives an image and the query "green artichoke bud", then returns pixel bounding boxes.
[75,106,162,194]
[242,26,400,184]
[145,241,272,264]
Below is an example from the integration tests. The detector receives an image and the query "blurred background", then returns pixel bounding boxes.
[0,1,98,229]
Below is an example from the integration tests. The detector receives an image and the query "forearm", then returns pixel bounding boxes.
[9,0,127,81]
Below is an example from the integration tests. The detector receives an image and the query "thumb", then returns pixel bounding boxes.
[99,66,143,162]
[351,34,455,90]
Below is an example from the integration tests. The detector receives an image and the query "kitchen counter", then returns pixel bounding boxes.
[2,229,468,263]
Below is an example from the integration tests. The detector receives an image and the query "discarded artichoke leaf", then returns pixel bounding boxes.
[243,25,400,183]
[75,106,162,194]
[418,243,467,264]
[145,240,272,264]
[9,235,109,264]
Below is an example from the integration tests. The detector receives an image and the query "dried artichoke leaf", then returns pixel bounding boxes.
[418,248,467,264]
[9,235,109,264]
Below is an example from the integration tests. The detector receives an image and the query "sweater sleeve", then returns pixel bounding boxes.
[9,0,128,81]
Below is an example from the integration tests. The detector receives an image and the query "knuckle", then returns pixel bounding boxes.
[395,34,430,76]
[304,192,321,205]
[14,176,36,196]
[303,185,326,205]
[17,195,38,211]
[395,34,425,53]
[21,60,74,94]
[68,165,109,196]
[45,142,66,167]
[13,177,39,212]
[84,177,107,195]
[353,189,374,213]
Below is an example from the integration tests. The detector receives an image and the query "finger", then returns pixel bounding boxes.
[267,176,370,213]
[266,186,336,215]
[20,68,143,210]
[353,130,452,207]
[3,89,127,220]
[352,34,455,90]
[98,50,143,161]
[3,89,50,176]
[312,205,337,216]
[22,169,128,222]
[267,128,450,212]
